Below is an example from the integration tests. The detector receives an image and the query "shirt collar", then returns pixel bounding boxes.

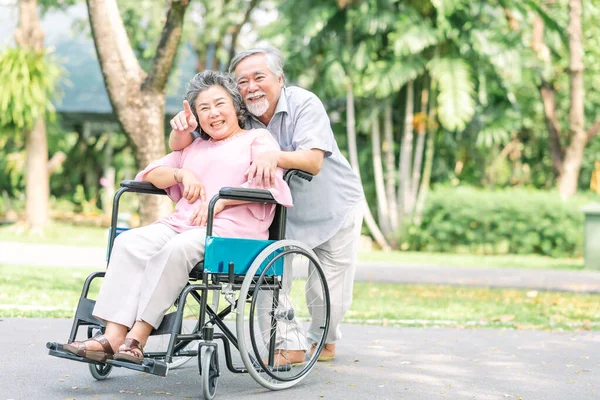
[273,87,289,116]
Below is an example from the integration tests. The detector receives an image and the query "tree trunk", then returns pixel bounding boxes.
[558,0,586,198]
[414,82,437,225]
[539,80,564,176]
[383,99,398,232]
[16,0,48,232]
[371,107,391,235]
[344,23,390,251]
[410,83,428,208]
[398,80,415,226]
[86,0,189,223]
[25,119,49,233]
[532,12,564,179]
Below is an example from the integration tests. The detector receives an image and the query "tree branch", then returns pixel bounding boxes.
[143,0,190,92]
[228,0,260,66]
[586,118,600,143]
[86,0,144,110]
[539,79,564,176]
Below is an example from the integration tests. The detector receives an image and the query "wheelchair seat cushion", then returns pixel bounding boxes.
[203,236,283,276]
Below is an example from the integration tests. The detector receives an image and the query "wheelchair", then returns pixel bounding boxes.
[47,169,331,399]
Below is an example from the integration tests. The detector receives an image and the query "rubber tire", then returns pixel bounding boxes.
[88,363,113,380]
[201,346,218,400]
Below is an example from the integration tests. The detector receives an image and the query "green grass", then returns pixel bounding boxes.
[0,221,585,271]
[0,221,108,247]
[349,282,600,330]
[2,265,598,330]
[358,250,584,270]
[0,265,101,318]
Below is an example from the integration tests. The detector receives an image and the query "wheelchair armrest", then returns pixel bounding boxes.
[218,187,277,204]
[120,180,168,195]
[284,169,313,183]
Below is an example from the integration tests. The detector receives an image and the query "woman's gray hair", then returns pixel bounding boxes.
[229,46,286,84]
[185,70,247,140]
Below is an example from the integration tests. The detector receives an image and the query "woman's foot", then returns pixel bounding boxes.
[311,343,335,362]
[263,350,306,366]
[114,338,145,365]
[63,335,115,363]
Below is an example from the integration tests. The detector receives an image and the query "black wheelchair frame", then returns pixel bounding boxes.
[47,169,331,399]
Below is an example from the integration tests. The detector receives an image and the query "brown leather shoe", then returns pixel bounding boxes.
[263,349,306,366]
[311,343,335,362]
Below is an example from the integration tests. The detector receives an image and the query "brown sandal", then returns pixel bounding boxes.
[63,335,115,363]
[114,338,145,364]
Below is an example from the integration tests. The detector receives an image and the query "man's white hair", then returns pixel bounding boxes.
[229,46,286,83]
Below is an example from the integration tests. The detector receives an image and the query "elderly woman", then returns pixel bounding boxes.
[63,70,293,364]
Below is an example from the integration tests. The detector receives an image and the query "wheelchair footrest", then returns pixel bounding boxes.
[106,358,169,377]
[46,342,104,366]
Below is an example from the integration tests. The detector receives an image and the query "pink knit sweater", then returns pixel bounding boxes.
[135,129,293,240]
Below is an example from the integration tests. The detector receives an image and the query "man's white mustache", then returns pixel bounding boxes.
[246,92,266,100]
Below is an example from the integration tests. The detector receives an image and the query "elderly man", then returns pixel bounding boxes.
[169,47,364,364]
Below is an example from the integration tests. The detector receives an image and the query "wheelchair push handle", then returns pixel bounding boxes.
[284,169,313,183]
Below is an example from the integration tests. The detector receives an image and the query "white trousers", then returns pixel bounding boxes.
[259,201,364,350]
[93,223,207,329]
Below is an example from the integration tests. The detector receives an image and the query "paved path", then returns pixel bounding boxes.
[2,241,600,292]
[2,318,599,400]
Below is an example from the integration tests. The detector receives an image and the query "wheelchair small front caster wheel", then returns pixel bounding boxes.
[199,345,219,399]
[88,363,113,380]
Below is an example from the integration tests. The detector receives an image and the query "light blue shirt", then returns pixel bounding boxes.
[247,86,364,248]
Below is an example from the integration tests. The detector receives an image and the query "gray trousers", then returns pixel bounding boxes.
[258,201,364,350]
[93,223,207,329]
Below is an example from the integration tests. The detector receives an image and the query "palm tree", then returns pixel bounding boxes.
[0,0,61,233]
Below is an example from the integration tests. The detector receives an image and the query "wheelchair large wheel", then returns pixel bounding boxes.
[236,240,330,390]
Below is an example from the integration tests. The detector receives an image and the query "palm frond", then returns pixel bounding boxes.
[0,48,62,131]
[428,57,475,131]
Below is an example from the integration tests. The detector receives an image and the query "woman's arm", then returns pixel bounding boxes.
[189,199,251,226]
[169,100,198,151]
[144,167,206,203]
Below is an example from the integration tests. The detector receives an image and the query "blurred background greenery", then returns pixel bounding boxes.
[1,0,599,258]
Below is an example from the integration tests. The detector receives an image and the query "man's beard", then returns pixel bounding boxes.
[245,93,270,117]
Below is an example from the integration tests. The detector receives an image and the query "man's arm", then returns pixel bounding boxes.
[278,149,324,175]
[246,148,324,188]
[169,130,195,151]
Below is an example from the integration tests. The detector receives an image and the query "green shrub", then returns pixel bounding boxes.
[405,187,592,257]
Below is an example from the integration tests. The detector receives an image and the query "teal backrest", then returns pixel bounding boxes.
[204,236,284,276]
[106,226,130,261]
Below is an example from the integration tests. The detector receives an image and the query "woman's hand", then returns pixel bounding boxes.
[180,169,206,203]
[189,199,226,227]
[170,100,198,135]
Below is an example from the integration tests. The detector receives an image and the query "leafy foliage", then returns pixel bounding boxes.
[0,48,61,131]
[428,58,475,131]
[405,186,588,257]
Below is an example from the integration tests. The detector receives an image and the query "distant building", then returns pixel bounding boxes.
[0,4,197,135]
